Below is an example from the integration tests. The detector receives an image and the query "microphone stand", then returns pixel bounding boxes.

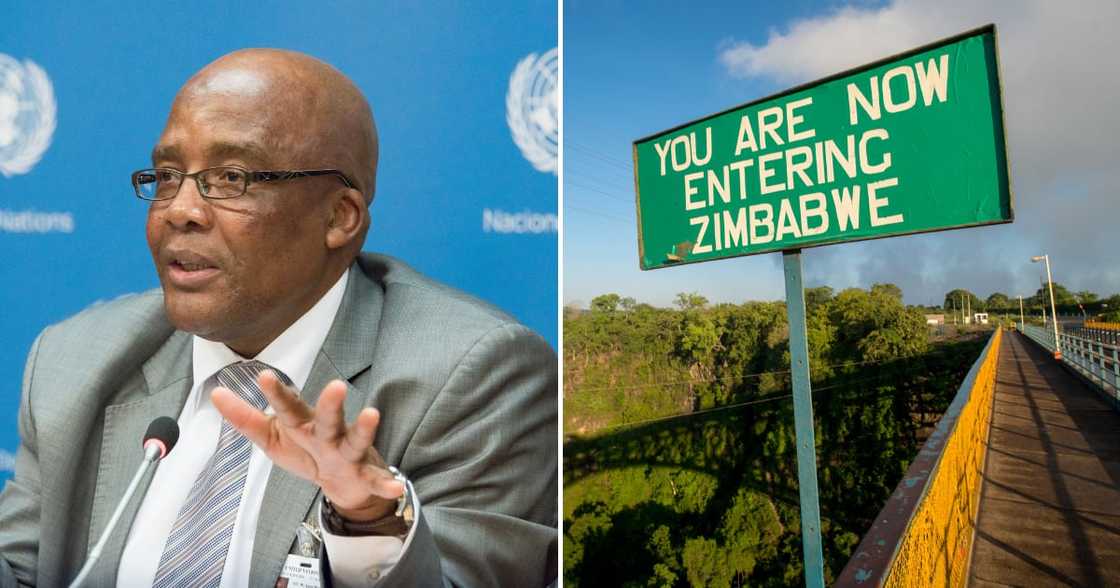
[67,442,162,588]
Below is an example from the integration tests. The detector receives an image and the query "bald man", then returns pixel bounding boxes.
[0,49,557,587]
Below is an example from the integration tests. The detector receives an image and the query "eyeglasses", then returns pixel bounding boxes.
[130,166,355,201]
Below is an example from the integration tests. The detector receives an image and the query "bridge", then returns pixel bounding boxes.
[838,324,1120,586]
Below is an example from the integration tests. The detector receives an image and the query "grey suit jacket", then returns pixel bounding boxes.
[0,253,558,587]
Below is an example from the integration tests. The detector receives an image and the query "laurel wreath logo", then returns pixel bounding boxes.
[0,54,57,178]
[507,48,558,175]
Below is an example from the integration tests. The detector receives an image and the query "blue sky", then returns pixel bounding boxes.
[563,0,1120,308]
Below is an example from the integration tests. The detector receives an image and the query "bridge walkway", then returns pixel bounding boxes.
[968,330,1120,586]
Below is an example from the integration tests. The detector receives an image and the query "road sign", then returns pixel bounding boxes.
[631,25,1012,588]
[633,25,1011,270]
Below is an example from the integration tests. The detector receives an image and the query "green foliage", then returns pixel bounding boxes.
[1102,309,1120,322]
[943,288,982,312]
[675,292,710,311]
[870,283,903,302]
[683,538,731,587]
[986,292,1011,309]
[1031,282,1076,307]
[591,293,622,313]
[804,286,834,311]
[1075,290,1098,304]
[564,286,988,587]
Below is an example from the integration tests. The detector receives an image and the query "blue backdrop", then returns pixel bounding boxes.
[0,2,557,482]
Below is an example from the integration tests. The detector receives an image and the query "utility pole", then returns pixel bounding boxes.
[1032,255,1062,359]
[1019,295,1025,330]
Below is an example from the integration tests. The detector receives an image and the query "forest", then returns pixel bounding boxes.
[563,284,992,586]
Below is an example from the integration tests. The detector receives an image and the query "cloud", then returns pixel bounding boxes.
[718,0,1120,301]
[0,450,14,473]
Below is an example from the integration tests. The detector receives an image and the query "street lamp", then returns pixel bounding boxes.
[1031,255,1062,359]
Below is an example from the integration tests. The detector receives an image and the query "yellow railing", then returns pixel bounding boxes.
[1085,321,1120,331]
[838,328,1003,587]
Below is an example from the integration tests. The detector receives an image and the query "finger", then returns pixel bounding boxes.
[340,407,380,462]
[212,386,274,449]
[359,462,406,500]
[258,370,312,427]
[312,380,348,442]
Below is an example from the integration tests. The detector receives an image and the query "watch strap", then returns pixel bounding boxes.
[322,496,410,537]
[321,467,414,538]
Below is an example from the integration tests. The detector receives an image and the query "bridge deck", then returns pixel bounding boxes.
[969,330,1120,586]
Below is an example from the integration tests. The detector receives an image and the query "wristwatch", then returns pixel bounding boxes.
[322,466,414,538]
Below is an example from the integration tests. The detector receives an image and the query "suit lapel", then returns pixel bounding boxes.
[85,331,193,586]
[250,265,384,583]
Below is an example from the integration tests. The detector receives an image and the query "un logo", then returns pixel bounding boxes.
[0,54,56,178]
[507,48,557,175]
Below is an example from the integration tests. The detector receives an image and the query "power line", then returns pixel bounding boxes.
[562,164,634,193]
[565,157,633,185]
[565,180,634,203]
[566,141,633,169]
[565,205,631,224]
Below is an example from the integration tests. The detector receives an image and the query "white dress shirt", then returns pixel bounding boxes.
[118,269,417,587]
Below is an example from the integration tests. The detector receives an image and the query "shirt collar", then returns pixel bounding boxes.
[191,268,350,404]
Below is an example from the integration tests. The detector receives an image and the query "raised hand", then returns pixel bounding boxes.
[211,370,404,522]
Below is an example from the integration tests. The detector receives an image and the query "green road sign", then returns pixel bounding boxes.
[633,25,1012,270]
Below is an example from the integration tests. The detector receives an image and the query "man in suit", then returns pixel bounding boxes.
[0,49,557,587]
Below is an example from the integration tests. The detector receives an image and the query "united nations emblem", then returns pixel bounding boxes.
[0,54,56,178]
[507,48,557,175]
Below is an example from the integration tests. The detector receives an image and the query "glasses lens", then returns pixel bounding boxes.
[200,167,248,199]
[134,169,181,200]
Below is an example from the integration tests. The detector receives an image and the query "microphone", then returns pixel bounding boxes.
[68,416,180,588]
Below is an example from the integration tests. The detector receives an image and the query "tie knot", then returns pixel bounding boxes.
[206,360,292,411]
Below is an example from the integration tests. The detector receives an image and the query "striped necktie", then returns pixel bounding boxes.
[152,360,291,588]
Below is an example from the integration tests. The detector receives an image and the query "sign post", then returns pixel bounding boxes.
[630,25,1010,587]
[783,249,824,587]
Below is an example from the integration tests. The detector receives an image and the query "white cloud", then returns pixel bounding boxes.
[717,0,1120,299]
[0,450,14,473]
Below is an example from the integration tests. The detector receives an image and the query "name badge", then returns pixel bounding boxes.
[277,554,321,588]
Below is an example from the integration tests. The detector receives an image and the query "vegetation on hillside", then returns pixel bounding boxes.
[563,285,990,586]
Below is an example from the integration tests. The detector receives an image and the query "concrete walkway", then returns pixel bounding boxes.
[969,331,1120,587]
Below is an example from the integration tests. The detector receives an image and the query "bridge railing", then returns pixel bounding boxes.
[1020,323,1120,409]
[837,328,1002,587]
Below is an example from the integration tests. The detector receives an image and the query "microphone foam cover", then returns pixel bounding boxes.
[143,416,180,458]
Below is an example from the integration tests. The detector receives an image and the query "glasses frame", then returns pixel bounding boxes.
[131,165,356,201]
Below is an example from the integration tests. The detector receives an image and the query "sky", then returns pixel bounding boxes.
[563,0,1120,308]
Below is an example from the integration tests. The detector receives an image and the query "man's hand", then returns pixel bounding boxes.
[211,370,405,522]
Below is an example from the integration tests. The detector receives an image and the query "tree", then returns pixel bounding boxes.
[674,292,709,311]
[590,293,622,313]
[1031,282,1076,307]
[943,289,982,313]
[683,538,732,587]
[986,292,1011,310]
[1075,290,1098,304]
[805,286,835,311]
[871,283,903,302]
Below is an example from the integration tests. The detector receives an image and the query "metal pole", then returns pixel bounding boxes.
[782,250,824,588]
[1019,295,1025,331]
[1044,255,1061,358]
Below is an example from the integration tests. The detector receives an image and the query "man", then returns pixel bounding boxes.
[0,49,557,587]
